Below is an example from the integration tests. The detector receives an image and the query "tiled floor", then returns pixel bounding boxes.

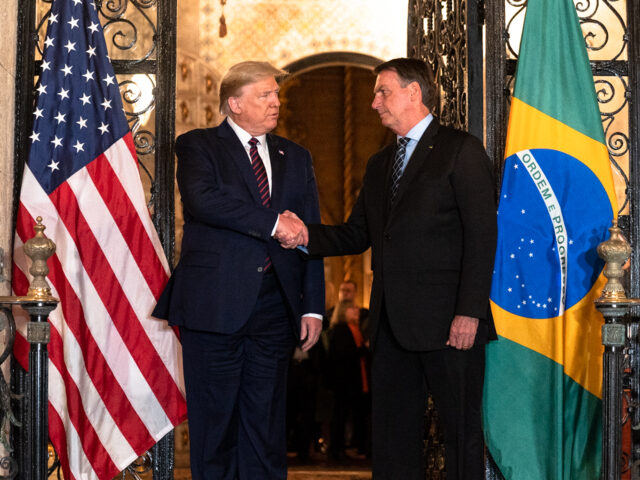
[174,448,372,479]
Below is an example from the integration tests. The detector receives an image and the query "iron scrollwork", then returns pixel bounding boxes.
[577,0,627,61]
[47,444,62,480]
[505,0,628,60]
[119,74,158,208]
[593,68,630,212]
[504,0,526,59]
[99,0,158,64]
[0,308,19,480]
[408,0,469,131]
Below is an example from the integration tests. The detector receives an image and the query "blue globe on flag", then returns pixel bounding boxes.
[491,148,612,319]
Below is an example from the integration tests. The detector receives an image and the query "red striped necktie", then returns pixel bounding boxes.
[249,137,272,271]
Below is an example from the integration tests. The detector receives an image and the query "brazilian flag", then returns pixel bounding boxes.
[483,0,618,478]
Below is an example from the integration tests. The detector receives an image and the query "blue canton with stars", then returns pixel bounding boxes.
[491,148,612,319]
[29,0,129,195]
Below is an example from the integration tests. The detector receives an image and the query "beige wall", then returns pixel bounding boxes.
[0,3,17,297]
[0,3,16,472]
[197,0,407,74]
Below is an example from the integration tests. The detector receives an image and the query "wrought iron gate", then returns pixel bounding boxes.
[408,1,485,478]
[408,0,484,141]
[409,0,640,478]
[12,0,178,477]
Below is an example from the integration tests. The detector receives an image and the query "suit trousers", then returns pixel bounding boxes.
[180,271,295,480]
[371,311,486,480]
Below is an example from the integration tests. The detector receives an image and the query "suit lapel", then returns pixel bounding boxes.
[267,134,286,210]
[388,118,440,218]
[216,119,263,205]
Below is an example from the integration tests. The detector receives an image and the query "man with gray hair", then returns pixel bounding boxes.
[279,57,497,479]
[153,60,325,479]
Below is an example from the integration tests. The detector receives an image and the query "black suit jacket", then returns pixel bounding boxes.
[153,119,325,335]
[308,119,497,351]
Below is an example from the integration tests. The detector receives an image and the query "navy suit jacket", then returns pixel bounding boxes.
[153,119,325,335]
[307,119,497,351]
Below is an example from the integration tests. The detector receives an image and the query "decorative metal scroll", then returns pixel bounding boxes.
[408,0,484,139]
[12,0,177,478]
[0,308,19,480]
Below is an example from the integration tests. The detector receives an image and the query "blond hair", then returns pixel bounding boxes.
[219,61,287,115]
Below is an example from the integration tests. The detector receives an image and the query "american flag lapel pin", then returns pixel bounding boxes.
[278,149,284,156]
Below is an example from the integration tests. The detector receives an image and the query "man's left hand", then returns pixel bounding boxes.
[300,315,322,352]
[446,315,479,350]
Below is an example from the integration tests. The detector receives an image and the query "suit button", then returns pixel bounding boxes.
[257,266,263,272]
[384,233,391,240]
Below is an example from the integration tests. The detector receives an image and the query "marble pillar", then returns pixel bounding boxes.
[0,3,17,297]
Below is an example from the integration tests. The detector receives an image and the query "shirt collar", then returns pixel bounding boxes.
[226,116,268,147]
[399,113,433,144]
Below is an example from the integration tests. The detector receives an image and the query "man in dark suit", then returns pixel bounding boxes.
[153,61,324,480]
[280,58,497,479]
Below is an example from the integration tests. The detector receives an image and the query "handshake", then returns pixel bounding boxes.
[274,210,308,249]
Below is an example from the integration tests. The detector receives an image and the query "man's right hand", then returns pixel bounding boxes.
[275,211,308,248]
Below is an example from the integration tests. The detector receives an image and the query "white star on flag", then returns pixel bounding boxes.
[50,135,62,148]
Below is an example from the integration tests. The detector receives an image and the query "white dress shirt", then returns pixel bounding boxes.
[226,117,322,321]
[227,116,273,195]
[399,113,434,173]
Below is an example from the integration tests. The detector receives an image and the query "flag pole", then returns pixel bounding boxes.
[595,220,640,479]
[0,217,58,480]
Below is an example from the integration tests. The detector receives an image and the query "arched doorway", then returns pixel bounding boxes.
[272,54,390,475]
[275,53,393,310]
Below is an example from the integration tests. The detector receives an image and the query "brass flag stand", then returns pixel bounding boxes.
[0,217,58,480]
[595,220,640,480]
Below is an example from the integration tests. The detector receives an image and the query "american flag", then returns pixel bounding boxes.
[12,0,187,478]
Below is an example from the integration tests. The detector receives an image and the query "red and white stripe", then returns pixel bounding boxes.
[13,132,187,480]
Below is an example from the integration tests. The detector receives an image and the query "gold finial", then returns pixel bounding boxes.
[596,219,631,302]
[23,217,57,301]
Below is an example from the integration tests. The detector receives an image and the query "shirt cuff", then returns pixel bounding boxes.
[271,214,280,237]
[302,313,323,320]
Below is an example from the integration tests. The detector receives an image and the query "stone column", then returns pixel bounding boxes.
[0,4,17,297]
[0,3,18,476]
